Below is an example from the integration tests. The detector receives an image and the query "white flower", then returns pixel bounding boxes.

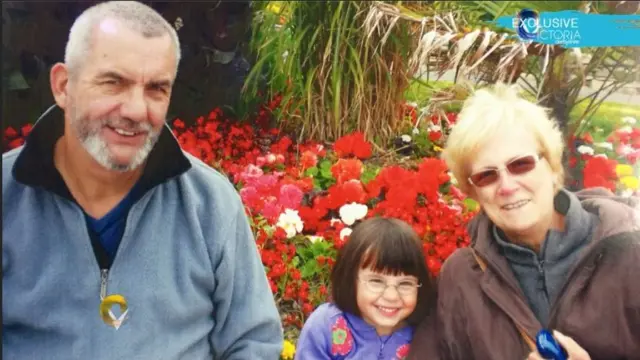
[449,172,458,185]
[282,51,289,60]
[276,209,304,238]
[339,202,368,226]
[401,134,412,143]
[622,116,637,125]
[618,126,633,134]
[594,142,613,151]
[577,145,594,155]
[340,227,353,240]
[619,144,634,156]
[412,128,420,135]
[621,189,635,198]
[308,235,324,244]
[428,123,441,132]
[265,153,277,164]
[330,218,343,227]
[406,102,418,108]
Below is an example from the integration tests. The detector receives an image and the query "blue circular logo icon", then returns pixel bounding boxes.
[517,9,539,40]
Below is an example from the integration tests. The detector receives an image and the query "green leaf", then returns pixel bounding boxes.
[305,167,319,177]
[320,167,333,179]
[300,260,320,279]
[319,159,332,170]
[463,198,479,212]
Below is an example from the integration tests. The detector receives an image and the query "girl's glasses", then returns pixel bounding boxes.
[359,277,422,296]
[468,154,542,187]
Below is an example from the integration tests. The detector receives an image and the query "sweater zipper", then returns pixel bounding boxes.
[546,247,603,329]
[100,269,109,300]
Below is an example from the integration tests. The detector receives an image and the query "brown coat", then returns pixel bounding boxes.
[409,188,640,360]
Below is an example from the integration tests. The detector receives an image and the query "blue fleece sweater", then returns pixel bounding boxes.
[2,109,283,359]
[294,303,414,360]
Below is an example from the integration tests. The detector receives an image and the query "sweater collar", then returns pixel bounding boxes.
[492,189,597,263]
[11,104,191,203]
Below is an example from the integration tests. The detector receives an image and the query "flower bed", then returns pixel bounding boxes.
[3,105,639,359]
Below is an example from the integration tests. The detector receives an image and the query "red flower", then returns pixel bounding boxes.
[300,150,318,170]
[582,157,617,192]
[21,124,33,137]
[331,158,363,184]
[334,132,372,160]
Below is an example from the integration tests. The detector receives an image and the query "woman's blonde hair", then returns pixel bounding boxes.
[441,83,565,195]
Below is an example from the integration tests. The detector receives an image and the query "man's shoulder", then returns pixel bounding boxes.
[175,151,241,203]
[2,146,23,187]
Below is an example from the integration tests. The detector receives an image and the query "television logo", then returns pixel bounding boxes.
[513,9,540,40]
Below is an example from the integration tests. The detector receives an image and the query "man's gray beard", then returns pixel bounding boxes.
[71,114,161,173]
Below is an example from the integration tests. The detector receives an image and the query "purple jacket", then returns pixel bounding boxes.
[294,303,413,360]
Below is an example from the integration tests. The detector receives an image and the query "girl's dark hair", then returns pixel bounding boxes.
[330,216,436,326]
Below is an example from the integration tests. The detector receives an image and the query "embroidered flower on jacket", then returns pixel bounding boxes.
[331,316,354,356]
[395,344,410,359]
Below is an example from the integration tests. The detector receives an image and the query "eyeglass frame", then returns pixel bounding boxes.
[467,153,543,187]
[358,276,422,296]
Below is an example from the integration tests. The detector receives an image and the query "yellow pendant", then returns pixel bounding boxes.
[100,294,129,329]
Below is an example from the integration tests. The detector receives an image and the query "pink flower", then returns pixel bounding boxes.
[279,184,304,210]
[262,197,283,223]
[239,186,260,208]
[256,174,279,192]
[238,164,264,186]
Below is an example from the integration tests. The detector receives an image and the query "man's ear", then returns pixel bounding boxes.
[50,63,69,109]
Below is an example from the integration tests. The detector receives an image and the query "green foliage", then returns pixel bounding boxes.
[305,159,336,190]
[361,164,380,185]
[243,1,415,144]
[296,239,336,279]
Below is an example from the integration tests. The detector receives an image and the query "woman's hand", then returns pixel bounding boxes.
[526,330,591,360]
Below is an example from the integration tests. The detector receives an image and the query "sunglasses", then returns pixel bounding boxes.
[468,154,542,187]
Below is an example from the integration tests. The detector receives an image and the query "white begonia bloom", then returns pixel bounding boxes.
[618,126,633,134]
[340,227,353,240]
[428,123,442,132]
[265,153,277,163]
[412,128,420,135]
[308,235,324,244]
[621,189,635,198]
[594,142,613,151]
[577,145,594,155]
[619,144,634,156]
[339,202,369,226]
[448,171,458,185]
[401,134,412,143]
[276,209,304,238]
[622,116,637,125]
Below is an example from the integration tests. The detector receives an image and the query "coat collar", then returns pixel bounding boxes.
[12,104,191,203]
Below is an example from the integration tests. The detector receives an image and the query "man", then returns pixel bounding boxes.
[2,2,283,359]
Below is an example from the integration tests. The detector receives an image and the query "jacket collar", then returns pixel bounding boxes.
[467,188,640,336]
[12,104,191,203]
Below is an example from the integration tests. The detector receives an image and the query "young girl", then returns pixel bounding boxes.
[294,217,436,359]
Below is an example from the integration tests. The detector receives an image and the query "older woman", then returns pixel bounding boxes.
[408,84,640,360]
